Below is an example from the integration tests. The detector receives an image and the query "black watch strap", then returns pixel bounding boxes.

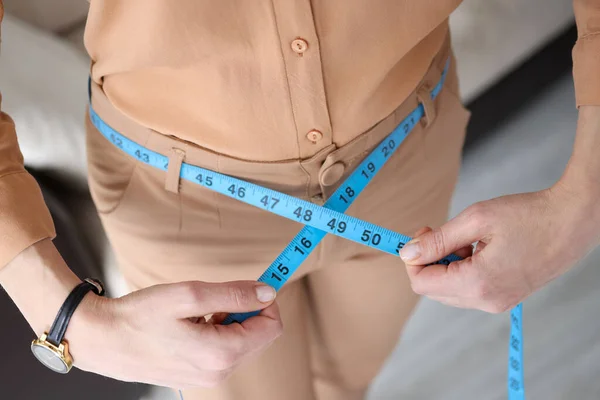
[46,278,105,347]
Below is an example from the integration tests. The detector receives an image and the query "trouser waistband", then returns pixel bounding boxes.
[89,36,452,202]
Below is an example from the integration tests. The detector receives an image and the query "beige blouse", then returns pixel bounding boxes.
[1,0,599,269]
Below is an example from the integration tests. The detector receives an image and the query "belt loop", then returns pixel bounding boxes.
[416,85,437,129]
[165,148,186,194]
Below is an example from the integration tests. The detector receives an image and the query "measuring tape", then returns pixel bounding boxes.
[89,59,524,399]
[509,303,525,399]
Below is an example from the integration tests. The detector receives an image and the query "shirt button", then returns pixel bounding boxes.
[320,162,346,186]
[306,129,323,143]
[291,38,309,54]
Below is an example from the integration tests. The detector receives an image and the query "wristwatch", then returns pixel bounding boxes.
[31,278,105,373]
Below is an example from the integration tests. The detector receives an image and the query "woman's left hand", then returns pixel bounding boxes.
[399,179,600,313]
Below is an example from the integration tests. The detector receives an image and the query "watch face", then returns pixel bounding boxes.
[31,344,69,374]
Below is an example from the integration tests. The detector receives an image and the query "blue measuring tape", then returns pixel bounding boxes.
[89,59,524,399]
[509,303,525,399]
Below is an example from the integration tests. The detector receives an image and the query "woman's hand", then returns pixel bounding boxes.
[400,179,600,313]
[68,280,282,388]
[0,239,281,389]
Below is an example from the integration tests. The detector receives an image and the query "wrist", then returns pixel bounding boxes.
[556,172,599,209]
[66,292,115,371]
[555,169,600,213]
[562,105,600,202]
[0,239,81,335]
[551,176,600,244]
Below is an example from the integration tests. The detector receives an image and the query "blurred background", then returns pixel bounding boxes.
[1,0,599,399]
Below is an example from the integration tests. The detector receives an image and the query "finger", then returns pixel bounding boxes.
[215,302,283,356]
[164,281,277,318]
[413,226,433,238]
[403,227,471,295]
[400,205,487,265]
[429,295,488,311]
[243,303,284,350]
[256,301,281,321]
[428,296,473,309]
[401,227,432,276]
[406,257,473,297]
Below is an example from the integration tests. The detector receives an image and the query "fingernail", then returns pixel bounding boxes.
[256,285,276,302]
[400,240,421,261]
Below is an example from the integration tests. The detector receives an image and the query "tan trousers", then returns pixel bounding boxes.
[86,46,469,400]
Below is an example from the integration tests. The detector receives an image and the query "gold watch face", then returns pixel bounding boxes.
[31,341,70,374]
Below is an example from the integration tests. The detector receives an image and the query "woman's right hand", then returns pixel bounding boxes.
[67,280,282,388]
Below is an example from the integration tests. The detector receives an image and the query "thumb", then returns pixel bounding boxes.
[400,207,483,265]
[164,281,277,318]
